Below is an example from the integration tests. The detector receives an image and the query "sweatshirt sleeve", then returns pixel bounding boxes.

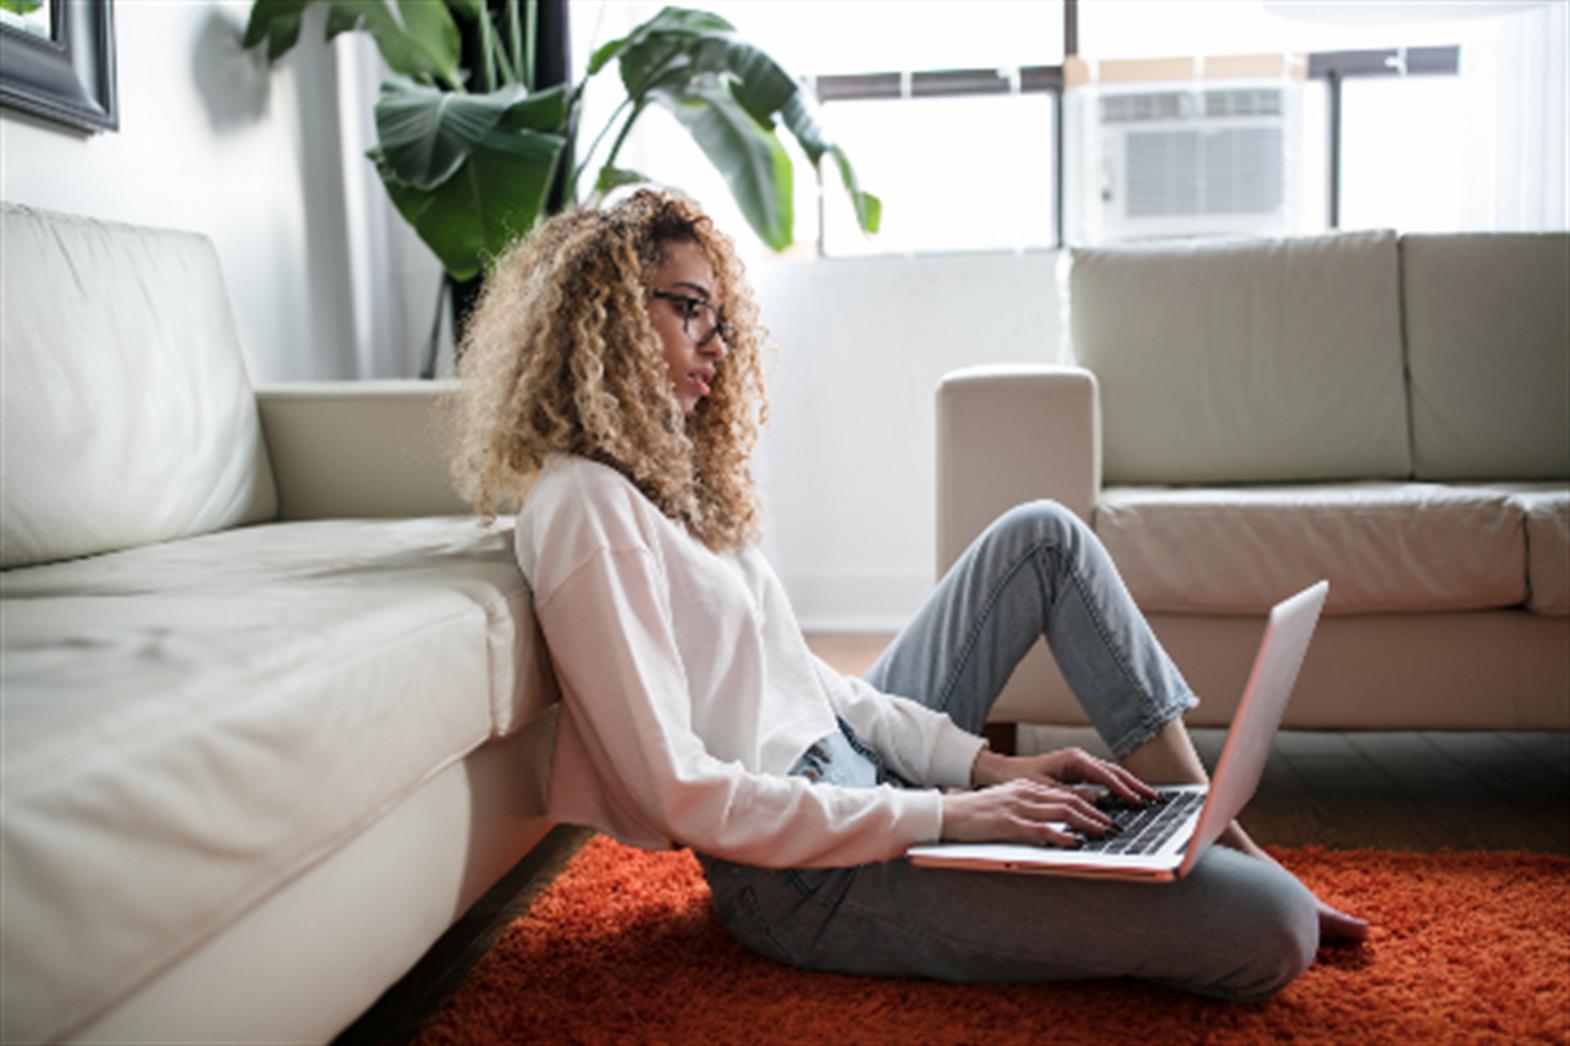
[536,544,946,868]
[811,655,986,791]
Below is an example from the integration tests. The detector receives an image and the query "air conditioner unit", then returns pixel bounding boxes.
[1068,80,1306,243]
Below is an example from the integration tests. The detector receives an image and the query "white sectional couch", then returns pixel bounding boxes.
[0,205,560,1043]
[938,230,1569,732]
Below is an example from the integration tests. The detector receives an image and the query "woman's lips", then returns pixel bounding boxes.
[689,371,711,397]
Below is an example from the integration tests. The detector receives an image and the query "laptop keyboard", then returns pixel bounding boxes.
[1073,789,1204,855]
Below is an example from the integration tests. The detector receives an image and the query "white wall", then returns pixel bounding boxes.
[752,249,1068,631]
[0,1,360,383]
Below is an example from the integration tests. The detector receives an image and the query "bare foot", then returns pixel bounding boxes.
[1317,898,1369,943]
[1220,822,1370,945]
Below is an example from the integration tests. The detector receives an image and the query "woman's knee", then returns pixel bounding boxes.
[984,499,1086,553]
[1208,859,1319,1002]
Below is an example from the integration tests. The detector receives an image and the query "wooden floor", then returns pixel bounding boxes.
[335,631,1570,1043]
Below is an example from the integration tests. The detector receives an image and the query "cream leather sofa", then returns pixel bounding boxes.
[0,205,560,1043]
[938,230,1569,732]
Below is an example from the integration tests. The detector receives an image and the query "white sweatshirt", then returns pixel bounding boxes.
[513,455,985,868]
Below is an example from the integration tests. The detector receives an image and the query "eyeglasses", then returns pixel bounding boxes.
[651,290,736,348]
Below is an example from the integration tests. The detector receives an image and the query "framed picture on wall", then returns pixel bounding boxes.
[0,0,117,133]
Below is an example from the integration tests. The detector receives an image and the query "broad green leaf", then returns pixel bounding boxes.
[369,145,435,239]
[327,0,460,83]
[375,80,527,189]
[617,35,690,98]
[395,0,461,71]
[594,165,652,195]
[324,4,362,39]
[653,83,791,251]
[586,35,632,79]
[629,33,793,130]
[371,129,565,280]
[587,5,734,77]
[605,6,877,241]
[639,6,736,37]
[779,91,879,234]
[778,91,830,165]
[586,20,654,78]
[715,39,795,129]
[0,0,44,15]
[616,13,793,116]
[831,146,881,234]
[497,83,568,133]
[243,0,312,62]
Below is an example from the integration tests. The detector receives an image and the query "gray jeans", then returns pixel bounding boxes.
[697,500,1319,1001]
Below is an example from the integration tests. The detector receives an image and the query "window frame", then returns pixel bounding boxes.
[811,66,1065,255]
[804,0,1462,252]
[1309,45,1460,228]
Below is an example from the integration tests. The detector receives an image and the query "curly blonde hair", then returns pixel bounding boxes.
[448,189,769,551]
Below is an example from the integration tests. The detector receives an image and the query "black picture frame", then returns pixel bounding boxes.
[0,0,117,133]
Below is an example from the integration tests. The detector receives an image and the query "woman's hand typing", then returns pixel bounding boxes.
[971,746,1157,806]
[939,746,1162,847]
[939,779,1113,847]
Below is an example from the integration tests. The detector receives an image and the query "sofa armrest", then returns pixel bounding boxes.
[255,381,470,520]
[936,364,1101,575]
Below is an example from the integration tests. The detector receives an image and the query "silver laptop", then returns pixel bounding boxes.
[907,580,1328,883]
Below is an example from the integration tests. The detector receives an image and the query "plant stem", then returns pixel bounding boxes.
[597,98,645,182]
[564,43,687,202]
[523,0,538,94]
[479,15,496,91]
[507,0,526,92]
[487,14,518,85]
[566,93,634,203]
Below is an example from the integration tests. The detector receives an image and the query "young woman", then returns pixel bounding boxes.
[451,189,1366,1002]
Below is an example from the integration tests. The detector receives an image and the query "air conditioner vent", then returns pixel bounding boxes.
[1073,80,1300,240]
[1125,126,1285,217]
[1100,91,1190,124]
[1204,88,1283,119]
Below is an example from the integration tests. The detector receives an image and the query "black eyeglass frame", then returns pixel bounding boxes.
[651,290,736,348]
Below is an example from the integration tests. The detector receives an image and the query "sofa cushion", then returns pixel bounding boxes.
[1485,484,1570,616]
[0,205,277,569]
[1095,482,1526,616]
[1402,232,1570,481]
[1069,230,1410,486]
[0,517,550,1038]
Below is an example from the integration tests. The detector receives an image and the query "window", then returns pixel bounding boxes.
[819,84,1058,255]
[567,0,1566,257]
[567,0,1066,257]
[1338,74,1467,232]
[1074,0,1566,238]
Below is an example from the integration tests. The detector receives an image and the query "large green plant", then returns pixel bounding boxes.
[243,1,880,281]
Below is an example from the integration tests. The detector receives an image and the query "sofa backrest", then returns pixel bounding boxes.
[1401,232,1570,481]
[1069,230,1411,486]
[1,205,277,569]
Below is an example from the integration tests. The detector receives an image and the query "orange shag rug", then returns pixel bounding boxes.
[414,837,1570,1045]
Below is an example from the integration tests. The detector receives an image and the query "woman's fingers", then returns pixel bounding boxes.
[1007,780,1113,836]
[1056,748,1160,804]
[941,778,1154,846]
[1097,762,1160,804]
[1012,816,1083,848]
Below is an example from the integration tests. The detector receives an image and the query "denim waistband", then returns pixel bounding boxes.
[789,717,910,790]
